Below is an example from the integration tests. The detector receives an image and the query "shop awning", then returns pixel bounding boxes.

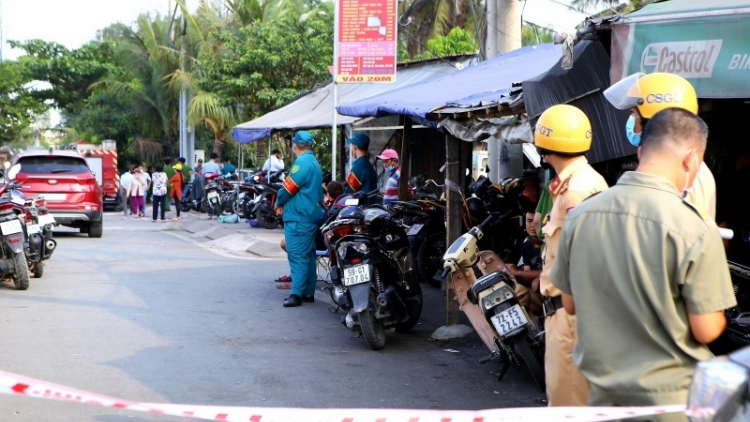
[231,56,475,144]
[523,40,633,164]
[336,43,560,123]
[610,0,750,98]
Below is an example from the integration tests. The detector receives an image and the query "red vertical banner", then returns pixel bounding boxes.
[337,0,397,83]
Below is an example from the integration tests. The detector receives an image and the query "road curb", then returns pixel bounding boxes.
[177,214,286,259]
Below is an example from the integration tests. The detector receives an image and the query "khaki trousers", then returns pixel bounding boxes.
[544,307,589,406]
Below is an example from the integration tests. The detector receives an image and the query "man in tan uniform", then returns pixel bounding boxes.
[551,108,735,419]
[605,72,716,220]
[533,104,609,406]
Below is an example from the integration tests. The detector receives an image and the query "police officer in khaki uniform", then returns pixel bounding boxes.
[604,72,716,220]
[534,104,609,406]
[551,108,735,417]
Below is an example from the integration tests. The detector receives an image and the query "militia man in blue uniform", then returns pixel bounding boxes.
[274,131,324,307]
[344,133,378,196]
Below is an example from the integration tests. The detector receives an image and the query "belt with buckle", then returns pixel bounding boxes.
[542,296,564,317]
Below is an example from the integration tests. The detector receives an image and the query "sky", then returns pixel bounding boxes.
[0,0,605,60]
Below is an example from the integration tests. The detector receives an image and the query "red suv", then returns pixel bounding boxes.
[13,150,104,238]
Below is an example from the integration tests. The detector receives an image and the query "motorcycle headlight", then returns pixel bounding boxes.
[687,357,750,422]
[482,284,515,311]
[336,241,368,262]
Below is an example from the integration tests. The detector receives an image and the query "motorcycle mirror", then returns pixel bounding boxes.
[7,163,21,180]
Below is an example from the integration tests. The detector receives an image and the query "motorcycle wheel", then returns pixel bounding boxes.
[231,200,240,216]
[257,205,280,229]
[358,288,386,350]
[180,201,192,212]
[417,232,446,288]
[395,282,423,333]
[32,261,44,278]
[514,338,546,392]
[199,199,209,213]
[12,251,30,290]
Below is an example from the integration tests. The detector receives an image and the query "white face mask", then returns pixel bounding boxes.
[682,151,700,198]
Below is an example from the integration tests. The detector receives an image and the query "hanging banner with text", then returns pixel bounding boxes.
[336,0,398,83]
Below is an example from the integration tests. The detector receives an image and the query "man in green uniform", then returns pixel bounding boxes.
[535,104,609,406]
[552,108,735,416]
[344,133,377,196]
[178,157,193,184]
[275,131,324,308]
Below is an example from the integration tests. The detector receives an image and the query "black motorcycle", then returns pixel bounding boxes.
[322,190,423,350]
[388,199,446,288]
[0,164,31,290]
[252,170,285,229]
[23,195,58,278]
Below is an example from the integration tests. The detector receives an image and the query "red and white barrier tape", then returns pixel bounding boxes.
[0,369,685,422]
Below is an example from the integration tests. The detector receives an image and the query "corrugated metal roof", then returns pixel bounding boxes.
[625,0,750,21]
[232,56,475,143]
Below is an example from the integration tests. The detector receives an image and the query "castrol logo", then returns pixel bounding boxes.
[640,40,722,78]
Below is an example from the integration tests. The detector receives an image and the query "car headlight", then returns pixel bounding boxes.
[687,357,749,422]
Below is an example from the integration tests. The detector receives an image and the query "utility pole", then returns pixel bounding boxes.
[486,0,523,182]
[0,0,4,61]
[178,0,195,167]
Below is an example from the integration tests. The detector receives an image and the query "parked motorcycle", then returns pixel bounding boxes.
[388,198,446,288]
[322,190,423,350]
[252,170,285,229]
[687,344,750,422]
[441,209,545,391]
[0,164,31,290]
[202,173,230,219]
[22,195,58,278]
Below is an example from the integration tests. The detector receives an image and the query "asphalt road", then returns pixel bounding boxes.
[0,211,544,421]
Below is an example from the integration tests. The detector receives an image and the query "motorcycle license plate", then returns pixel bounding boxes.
[490,304,528,338]
[37,214,56,226]
[0,219,23,235]
[27,224,40,235]
[406,223,424,236]
[343,264,370,286]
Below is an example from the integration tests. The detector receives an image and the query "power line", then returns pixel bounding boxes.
[398,27,461,69]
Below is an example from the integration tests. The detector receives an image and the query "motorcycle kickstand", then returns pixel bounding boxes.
[491,361,511,382]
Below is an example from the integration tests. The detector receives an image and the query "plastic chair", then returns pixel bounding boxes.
[316,249,331,282]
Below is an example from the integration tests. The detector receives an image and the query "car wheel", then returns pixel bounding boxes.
[89,221,103,238]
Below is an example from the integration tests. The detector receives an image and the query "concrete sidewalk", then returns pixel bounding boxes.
[177,213,286,259]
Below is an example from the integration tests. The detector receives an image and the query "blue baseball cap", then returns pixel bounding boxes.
[292,131,314,145]
[346,133,370,149]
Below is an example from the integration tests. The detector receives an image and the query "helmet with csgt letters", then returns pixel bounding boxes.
[533,104,592,154]
[604,72,698,118]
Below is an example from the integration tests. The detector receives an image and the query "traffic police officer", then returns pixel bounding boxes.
[534,104,609,406]
[604,72,717,220]
[275,131,324,307]
[344,133,378,197]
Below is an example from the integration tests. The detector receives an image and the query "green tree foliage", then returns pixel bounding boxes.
[398,0,484,60]
[410,27,478,60]
[8,40,119,114]
[0,60,50,145]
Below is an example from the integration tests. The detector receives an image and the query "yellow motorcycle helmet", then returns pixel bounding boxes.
[603,72,698,118]
[533,104,592,154]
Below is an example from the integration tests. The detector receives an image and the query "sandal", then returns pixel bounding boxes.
[275,275,292,283]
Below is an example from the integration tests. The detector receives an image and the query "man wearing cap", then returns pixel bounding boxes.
[274,131,324,308]
[378,149,413,206]
[263,149,285,173]
[344,133,378,198]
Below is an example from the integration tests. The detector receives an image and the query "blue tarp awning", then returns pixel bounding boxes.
[232,55,475,143]
[336,43,560,122]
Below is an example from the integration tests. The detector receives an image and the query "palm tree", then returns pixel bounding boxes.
[398,0,484,59]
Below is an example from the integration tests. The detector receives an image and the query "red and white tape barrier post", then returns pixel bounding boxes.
[0,370,686,422]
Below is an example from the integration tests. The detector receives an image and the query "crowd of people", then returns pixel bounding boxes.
[269,73,736,421]
[117,153,235,221]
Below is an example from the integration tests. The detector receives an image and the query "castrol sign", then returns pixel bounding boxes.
[640,40,722,78]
